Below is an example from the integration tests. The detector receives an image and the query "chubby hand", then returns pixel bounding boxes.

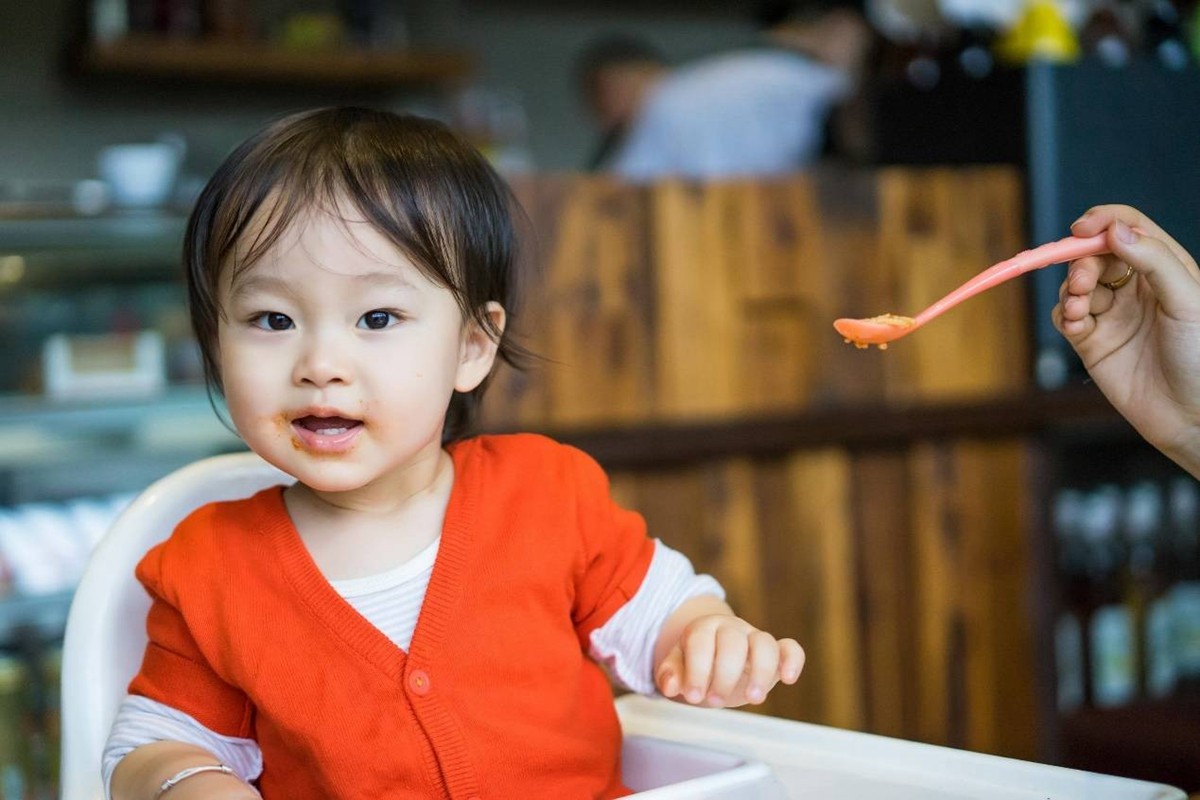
[654,612,805,708]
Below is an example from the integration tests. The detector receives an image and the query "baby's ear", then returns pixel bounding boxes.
[455,301,506,393]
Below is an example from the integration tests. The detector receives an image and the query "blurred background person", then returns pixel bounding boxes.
[575,1,873,181]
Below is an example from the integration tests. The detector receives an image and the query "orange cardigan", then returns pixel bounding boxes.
[128,434,655,799]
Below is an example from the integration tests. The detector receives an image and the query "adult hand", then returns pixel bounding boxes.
[1052,204,1200,476]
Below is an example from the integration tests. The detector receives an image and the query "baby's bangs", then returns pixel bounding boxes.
[207,143,332,289]
[334,146,468,301]
[202,107,492,326]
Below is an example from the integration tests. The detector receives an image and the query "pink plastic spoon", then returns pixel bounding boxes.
[833,233,1110,349]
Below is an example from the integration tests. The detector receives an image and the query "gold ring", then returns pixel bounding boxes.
[1099,264,1134,291]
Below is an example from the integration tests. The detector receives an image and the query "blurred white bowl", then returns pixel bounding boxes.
[97,141,182,209]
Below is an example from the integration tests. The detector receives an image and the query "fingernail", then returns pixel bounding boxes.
[747,686,764,703]
[1070,210,1091,227]
[1115,220,1136,244]
[686,689,702,704]
[706,693,725,707]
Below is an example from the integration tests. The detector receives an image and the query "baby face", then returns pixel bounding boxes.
[216,208,494,502]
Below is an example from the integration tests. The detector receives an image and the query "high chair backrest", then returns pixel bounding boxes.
[60,451,290,800]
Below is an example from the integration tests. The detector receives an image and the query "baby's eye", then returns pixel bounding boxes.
[358,309,401,330]
[251,312,294,331]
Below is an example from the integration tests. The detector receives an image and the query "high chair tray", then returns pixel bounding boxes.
[616,695,1185,800]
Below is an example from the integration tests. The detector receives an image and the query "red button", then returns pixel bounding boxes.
[408,669,431,695]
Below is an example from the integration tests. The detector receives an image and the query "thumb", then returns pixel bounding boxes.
[656,646,685,698]
[1110,222,1200,320]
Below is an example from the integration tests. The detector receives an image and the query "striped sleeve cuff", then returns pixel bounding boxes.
[588,539,725,694]
[102,694,263,800]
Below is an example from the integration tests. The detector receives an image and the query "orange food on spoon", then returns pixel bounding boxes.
[834,234,1110,349]
[836,314,914,349]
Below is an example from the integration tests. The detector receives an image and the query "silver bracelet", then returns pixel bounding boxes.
[155,764,247,798]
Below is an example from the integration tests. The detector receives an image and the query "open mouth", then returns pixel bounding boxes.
[290,414,363,452]
[295,415,362,436]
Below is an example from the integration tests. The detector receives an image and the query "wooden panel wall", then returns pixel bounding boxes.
[484,168,1040,762]
[483,167,1029,430]
[610,442,1038,762]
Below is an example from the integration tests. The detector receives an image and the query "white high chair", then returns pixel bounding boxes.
[60,452,291,800]
[60,453,1186,800]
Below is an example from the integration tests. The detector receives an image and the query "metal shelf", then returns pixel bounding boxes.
[75,36,474,90]
[0,212,187,253]
[0,385,222,436]
[0,213,187,288]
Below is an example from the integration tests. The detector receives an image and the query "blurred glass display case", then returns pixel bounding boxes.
[0,211,245,793]
[0,212,244,503]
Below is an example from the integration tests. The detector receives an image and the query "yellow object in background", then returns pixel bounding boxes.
[997,0,1081,63]
[280,13,346,50]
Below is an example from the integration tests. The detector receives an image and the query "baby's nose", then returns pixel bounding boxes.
[292,333,352,387]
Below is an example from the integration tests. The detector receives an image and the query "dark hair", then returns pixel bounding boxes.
[184,106,528,442]
[574,34,667,100]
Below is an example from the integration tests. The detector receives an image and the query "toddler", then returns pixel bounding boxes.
[103,107,804,799]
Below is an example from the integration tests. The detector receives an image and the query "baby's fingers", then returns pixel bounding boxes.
[777,638,805,684]
[707,626,752,704]
[681,627,717,704]
[742,631,782,704]
[656,646,685,699]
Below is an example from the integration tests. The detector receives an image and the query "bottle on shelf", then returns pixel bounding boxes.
[901,33,944,91]
[868,0,948,90]
[1167,475,1200,694]
[0,652,29,800]
[38,645,61,799]
[937,0,1014,79]
[1189,0,1200,62]
[1081,485,1138,708]
[1144,0,1193,69]
[954,19,998,79]
[1080,1,1134,67]
[90,0,129,44]
[1122,480,1176,699]
[1053,488,1089,713]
